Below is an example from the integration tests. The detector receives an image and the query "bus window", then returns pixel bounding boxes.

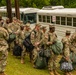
[39,15,42,22]
[73,18,76,27]
[24,13,36,24]
[56,16,60,24]
[43,15,46,22]
[61,17,65,25]
[21,12,24,20]
[47,16,50,23]
[24,15,27,24]
[67,17,72,26]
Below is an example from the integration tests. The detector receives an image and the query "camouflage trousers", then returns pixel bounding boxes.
[32,48,38,64]
[0,44,8,72]
[48,50,60,71]
[21,46,26,59]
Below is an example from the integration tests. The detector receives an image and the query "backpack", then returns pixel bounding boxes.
[51,39,63,55]
[35,54,47,69]
[39,48,51,58]
[8,33,16,43]
[13,44,23,56]
[23,36,34,52]
[70,52,76,64]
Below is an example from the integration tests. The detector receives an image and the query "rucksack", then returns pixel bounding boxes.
[23,37,34,52]
[8,33,16,43]
[13,45,23,56]
[70,52,76,64]
[51,39,63,55]
[34,53,47,69]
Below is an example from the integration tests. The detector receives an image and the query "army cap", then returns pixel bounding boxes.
[41,26,46,30]
[35,23,41,27]
[66,30,71,34]
[25,23,30,27]
[49,24,54,28]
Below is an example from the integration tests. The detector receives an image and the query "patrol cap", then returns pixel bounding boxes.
[35,23,41,27]
[49,24,54,28]
[66,30,71,34]
[25,23,30,27]
[41,26,46,30]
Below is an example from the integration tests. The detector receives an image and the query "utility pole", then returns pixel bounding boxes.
[15,0,20,19]
[6,0,12,22]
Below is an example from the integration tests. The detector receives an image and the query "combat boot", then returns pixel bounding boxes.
[50,71,54,75]
[21,58,24,64]
[0,72,7,75]
[65,72,69,75]
[54,70,60,75]
[69,72,73,75]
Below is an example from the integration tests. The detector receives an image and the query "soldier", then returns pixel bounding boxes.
[70,30,76,69]
[31,24,42,67]
[0,27,9,75]
[0,15,4,27]
[21,23,31,64]
[7,18,20,54]
[3,18,10,29]
[60,30,73,75]
[47,25,60,75]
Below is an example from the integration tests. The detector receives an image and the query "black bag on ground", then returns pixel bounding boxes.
[13,44,23,56]
[35,53,47,69]
[23,34,34,52]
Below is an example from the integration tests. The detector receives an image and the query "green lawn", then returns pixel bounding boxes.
[5,53,76,75]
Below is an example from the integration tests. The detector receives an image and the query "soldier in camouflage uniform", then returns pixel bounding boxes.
[21,23,31,64]
[47,26,60,75]
[3,18,10,29]
[31,24,42,67]
[61,30,73,75]
[70,31,76,69]
[7,18,20,53]
[0,27,9,75]
[0,15,4,27]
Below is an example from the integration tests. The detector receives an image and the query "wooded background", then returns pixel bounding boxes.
[0,0,76,8]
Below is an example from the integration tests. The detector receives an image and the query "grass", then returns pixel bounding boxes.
[5,53,76,75]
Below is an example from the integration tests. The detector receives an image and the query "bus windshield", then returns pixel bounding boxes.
[23,13,36,24]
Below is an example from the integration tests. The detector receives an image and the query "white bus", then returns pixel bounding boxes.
[0,6,40,24]
[37,6,76,39]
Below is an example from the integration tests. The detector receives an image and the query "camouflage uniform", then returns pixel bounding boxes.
[31,24,42,64]
[62,36,71,62]
[7,22,20,52]
[21,24,31,63]
[48,32,58,71]
[70,32,76,69]
[0,27,9,73]
[70,32,76,53]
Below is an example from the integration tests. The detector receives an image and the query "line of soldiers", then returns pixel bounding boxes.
[0,15,76,75]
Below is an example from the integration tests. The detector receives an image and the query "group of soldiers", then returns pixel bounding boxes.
[0,15,76,75]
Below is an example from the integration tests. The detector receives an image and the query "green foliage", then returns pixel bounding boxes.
[0,0,76,8]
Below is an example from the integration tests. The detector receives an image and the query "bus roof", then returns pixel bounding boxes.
[37,8,76,16]
[0,7,40,13]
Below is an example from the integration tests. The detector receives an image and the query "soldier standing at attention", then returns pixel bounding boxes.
[0,27,9,75]
[60,30,73,75]
[47,25,60,75]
